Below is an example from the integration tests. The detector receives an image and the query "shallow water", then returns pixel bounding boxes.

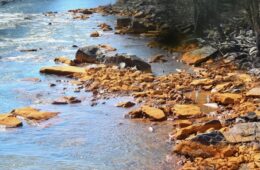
[0,0,189,169]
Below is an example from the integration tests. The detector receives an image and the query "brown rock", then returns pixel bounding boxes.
[90,31,100,37]
[141,106,166,120]
[12,107,59,121]
[190,78,214,86]
[40,66,86,76]
[173,120,193,128]
[116,101,135,108]
[181,46,218,65]
[99,44,117,52]
[54,56,75,66]
[174,120,222,140]
[116,17,132,29]
[52,96,81,105]
[246,87,260,98]
[173,104,202,118]
[0,114,22,128]
[211,93,242,105]
[148,54,167,63]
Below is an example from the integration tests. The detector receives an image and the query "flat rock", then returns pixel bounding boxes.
[141,106,166,120]
[246,87,260,98]
[40,66,86,76]
[174,120,222,140]
[0,114,22,128]
[12,107,59,121]
[191,78,214,86]
[211,93,242,105]
[223,123,260,143]
[182,46,218,65]
[173,104,202,118]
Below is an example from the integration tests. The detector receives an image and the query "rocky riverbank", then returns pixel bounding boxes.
[2,3,260,170]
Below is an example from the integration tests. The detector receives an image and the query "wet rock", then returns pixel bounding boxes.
[141,106,166,120]
[174,120,222,140]
[192,131,225,145]
[0,114,22,128]
[181,46,218,65]
[21,77,41,82]
[12,107,59,121]
[90,31,100,37]
[52,96,81,105]
[20,49,38,52]
[116,17,132,29]
[74,45,103,64]
[116,101,135,108]
[99,44,117,52]
[172,104,202,118]
[54,56,75,66]
[148,54,167,63]
[104,54,152,72]
[40,66,86,76]
[98,23,113,31]
[246,87,260,98]
[130,20,150,34]
[211,93,242,105]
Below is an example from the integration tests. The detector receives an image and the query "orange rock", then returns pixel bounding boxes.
[0,114,22,128]
[12,107,59,121]
[211,93,242,105]
[173,119,193,128]
[141,106,166,120]
[174,120,222,140]
[54,56,75,66]
[172,104,202,118]
[40,66,86,76]
[190,78,214,86]
[181,46,217,65]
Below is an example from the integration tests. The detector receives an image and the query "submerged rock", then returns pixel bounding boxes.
[148,54,167,63]
[40,66,86,76]
[52,96,81,105]
[90,31,100,37]
[0,114,22,128]
[12,107,59,121]
[181,46,218,65]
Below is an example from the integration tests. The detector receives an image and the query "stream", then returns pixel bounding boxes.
[0,0,190,169]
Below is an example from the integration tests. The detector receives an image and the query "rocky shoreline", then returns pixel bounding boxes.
[1,3,260,170]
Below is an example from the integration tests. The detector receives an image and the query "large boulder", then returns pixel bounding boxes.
[104,54,151,72]
[74,45,103,64]
[182,46,218,65]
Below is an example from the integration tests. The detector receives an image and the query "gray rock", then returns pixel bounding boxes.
[74,45,104,64]
[104,54,151,72]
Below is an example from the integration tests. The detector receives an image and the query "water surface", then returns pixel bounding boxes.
[0,0,188,169]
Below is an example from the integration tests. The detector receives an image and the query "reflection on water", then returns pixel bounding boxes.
[0,0,188,169]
